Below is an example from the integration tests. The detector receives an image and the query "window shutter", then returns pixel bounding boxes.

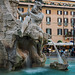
[50,29,52,35]
[60,11,62,15]
[22,8,24,12]
[18,8,20,10]
[74,12,75,15]
[49,17,51,22]
[46,29,48,33]
[67,18,68,23]
[60,18,62,22]
[57,29,59,35]
[64,29,65,35]
[71,18,72,23]
[57,11,58,15]
[46,10,47,14]
[61,29,62,35]
[46,17,47,22]
[67,11,68,15]
[70,11,72,15]
[49,10,51,14]
[67,29,68,34]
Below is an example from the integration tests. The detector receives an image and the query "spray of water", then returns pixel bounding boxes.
[25,54,31,68]
[49,39,63,64]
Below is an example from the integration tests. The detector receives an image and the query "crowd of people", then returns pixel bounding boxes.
[71,48,75,56]
[43,47,75,57]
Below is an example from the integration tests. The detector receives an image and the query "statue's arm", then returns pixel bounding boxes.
[29,11,44,20]
[17,9,28,17]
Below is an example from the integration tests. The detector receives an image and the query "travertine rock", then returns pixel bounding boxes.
[0,0,50,71]
[50,62,68,70]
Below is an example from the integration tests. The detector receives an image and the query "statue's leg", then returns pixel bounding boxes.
[37,39,43,56]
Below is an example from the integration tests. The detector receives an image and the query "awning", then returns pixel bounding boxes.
[47,42,73,46]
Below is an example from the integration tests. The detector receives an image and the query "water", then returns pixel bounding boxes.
[25,55,31,68]
[0,57,75,75]
[50,40,63,64]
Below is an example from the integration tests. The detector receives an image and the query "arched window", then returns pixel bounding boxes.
[57,40,62,43]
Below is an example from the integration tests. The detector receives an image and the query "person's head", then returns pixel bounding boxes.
[63,48,65,51]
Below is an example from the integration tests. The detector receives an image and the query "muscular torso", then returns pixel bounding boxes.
[29,12,44,25]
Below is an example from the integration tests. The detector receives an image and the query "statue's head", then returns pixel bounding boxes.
[35,1,42,10]
[31,1,42,14]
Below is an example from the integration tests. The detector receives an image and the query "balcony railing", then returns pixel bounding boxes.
[46,22,50,25]
[64,23,68,26]
[19,1,75,9]
[50,2,56,5]
[42,1,75,8]
[58,22,62,25]
[71,23,74,26]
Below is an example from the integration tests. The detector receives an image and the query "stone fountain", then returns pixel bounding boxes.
[0,0,50,71]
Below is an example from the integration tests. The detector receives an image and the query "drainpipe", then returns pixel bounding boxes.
[63,8,64,37]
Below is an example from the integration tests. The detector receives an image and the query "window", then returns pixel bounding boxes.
[46,10,51,14]
[57,18,62,25]
[57,11,62,15]
[18,15,24,22]
[46,28,52,35]
[64,11,68,15]
[57,29,62,35]
[46,17,51,25]
[18,8,24,12]
[64,29,68,35]
[71,11,75,15]
[71,18,74,26]
[64,18,68,26]
[71,29,73,35]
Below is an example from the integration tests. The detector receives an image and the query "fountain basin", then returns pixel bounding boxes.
[50,62,68,71]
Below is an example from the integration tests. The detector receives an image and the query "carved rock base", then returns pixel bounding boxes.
[50,62,68,71]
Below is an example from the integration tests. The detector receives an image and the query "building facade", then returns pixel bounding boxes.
[18,0,75,43]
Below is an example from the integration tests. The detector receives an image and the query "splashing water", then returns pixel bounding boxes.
[24,67,48,74]
[50,40,63,64]
[25,54,31,68]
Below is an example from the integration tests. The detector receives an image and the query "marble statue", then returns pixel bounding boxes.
[17,1,44,42]
[17,1,44,35]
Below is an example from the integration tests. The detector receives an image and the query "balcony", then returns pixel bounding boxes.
[71,23,74,26]
[58,22,62,25]
[72,4,75,7]
[46,22,50,25]
[50,2,56,5]
[64,23,68,26]
[19,1,75,9]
